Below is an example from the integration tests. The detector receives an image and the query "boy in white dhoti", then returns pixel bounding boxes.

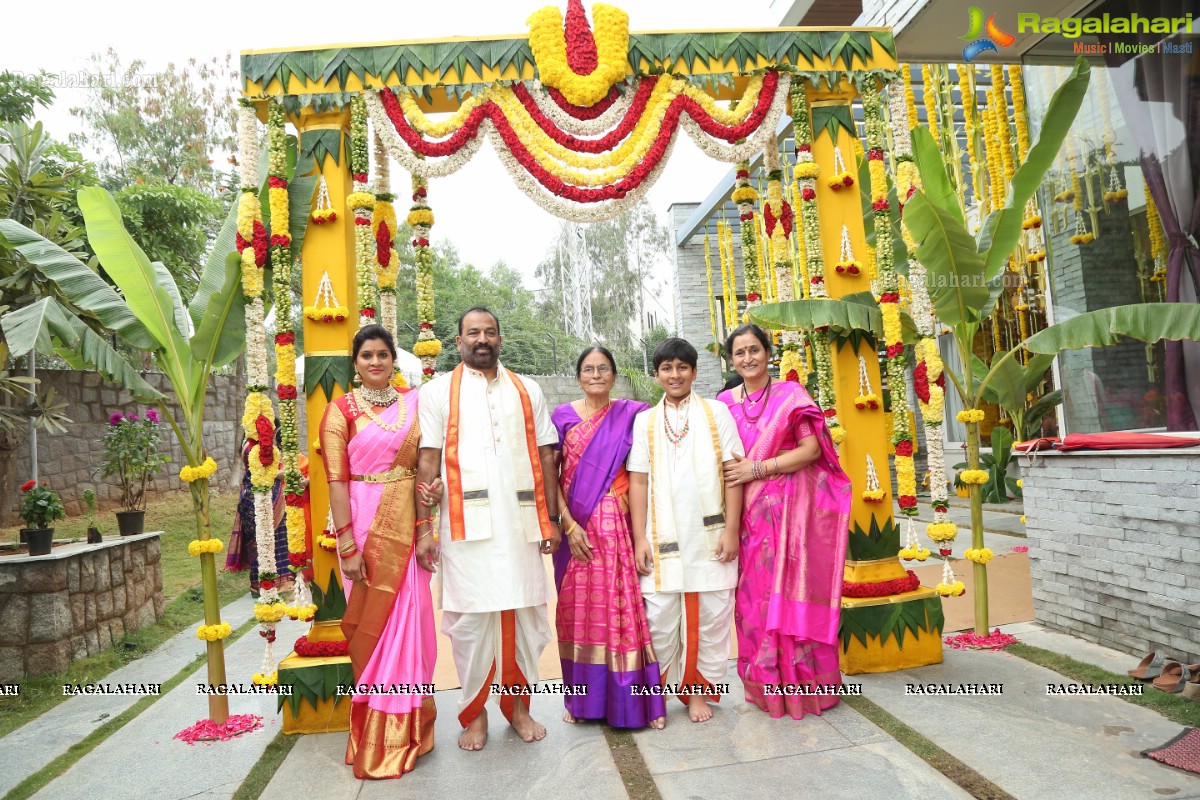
[628,338,743,723]
[416,307,562,750]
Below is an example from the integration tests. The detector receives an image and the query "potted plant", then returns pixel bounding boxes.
[82,489,103,543]
[19,480,64,556]
[101,409,170,535]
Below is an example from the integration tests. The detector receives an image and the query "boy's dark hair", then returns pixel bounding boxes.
[457,306,501,335]
[652,337,698,371]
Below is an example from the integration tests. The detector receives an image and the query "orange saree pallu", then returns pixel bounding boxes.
[320,390,436,779]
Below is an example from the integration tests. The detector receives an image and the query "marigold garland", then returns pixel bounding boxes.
[527,3,629,108]
[187,538,223,556]
[956,409,985,424]
[964,547,995,564]
[180,457,217,483]
[958,469,989,485]
[704,228,720,348]
[411,174,440,380]
[733,160,762,311]
[197,622,233,641]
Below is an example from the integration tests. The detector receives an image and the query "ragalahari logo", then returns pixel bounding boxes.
[961,7,1016,62]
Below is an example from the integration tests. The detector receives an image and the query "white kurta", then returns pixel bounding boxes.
[418,364,557,614]
[627,394,743,594]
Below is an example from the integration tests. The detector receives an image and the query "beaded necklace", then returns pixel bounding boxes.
[663,395,691,445]
[741,378,772,424]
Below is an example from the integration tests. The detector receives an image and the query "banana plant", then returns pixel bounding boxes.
[754,58,1200,634]
[0,159,314,721]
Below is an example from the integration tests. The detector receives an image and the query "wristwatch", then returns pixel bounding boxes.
[548,514,561,524]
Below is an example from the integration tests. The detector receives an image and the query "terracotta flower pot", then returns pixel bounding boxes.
[116,510,145,536]
[26,528,53,557]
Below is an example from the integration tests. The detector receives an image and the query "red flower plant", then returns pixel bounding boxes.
[20,479,36,493]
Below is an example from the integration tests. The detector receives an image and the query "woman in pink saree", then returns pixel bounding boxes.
[718,324,852,719]
[319,325,441,779]
[553,346,666,729]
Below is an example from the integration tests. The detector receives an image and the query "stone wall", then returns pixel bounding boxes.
[12,369,246,517]
[0,533,164,682]
[1020,447,1200,666]
[528,375,637,409]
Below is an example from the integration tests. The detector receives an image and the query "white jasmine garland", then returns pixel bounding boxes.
[527,79,638,137]
[245,299,269,387]
[237,105,260,189]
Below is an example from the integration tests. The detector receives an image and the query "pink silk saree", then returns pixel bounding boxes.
[319,390,435,778]
[553,401,666,727]
[718,380,852,719]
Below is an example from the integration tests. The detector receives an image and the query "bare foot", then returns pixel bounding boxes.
[511,702,547,742]
[459,708,488,750]
[687,695,714,723]
[650,716,666,730]
[563,707,577,724]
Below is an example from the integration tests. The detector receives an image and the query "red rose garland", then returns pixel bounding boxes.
[375,71,782,204]
[293,635,350,658]
[842,570,922,598]
[545,85,620,118]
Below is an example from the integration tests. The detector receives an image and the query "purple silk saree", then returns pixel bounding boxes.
[552,399,666,727]
[719,380,852,719]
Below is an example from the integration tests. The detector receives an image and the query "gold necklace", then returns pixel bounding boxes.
[357,384,399,407]
[354,388,407,433]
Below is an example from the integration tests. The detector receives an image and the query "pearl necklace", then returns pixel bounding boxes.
[354,387,407,433]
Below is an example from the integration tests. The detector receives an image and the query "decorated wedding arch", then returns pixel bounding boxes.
[224,1,944,732]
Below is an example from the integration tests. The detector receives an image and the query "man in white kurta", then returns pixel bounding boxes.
[628,386,743,716]
[416,308,560,749]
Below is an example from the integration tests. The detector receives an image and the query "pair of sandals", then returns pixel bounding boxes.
[1128,652,1200,698]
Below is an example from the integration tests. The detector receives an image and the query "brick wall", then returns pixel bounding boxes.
[12,369,246,517]
[1020,448,1200,665]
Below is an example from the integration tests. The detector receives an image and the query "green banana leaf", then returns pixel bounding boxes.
[189,252,246,371]
[1021,303,1200,354]
[78,187,196,398]
[1023,390,1061,440]
[0,219,157,351]
[902,191,988,328]
[77,190,188,353]
[981,349,1026,413]
[979,58,1091,283]
[910,127,964,226]
[189,197,239,332]
[152,260,189,338]
[1,297,164,402]
[748,298,881,338]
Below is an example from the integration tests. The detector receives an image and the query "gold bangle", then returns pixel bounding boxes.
[417,530,432,541]
[565,522,581,538]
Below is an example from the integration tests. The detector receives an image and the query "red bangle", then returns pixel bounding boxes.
[335,522,352,535]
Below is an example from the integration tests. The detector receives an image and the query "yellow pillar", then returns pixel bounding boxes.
[805,81,943,673]
[297,110,356,612]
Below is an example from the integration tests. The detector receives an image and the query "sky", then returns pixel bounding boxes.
[3,0,783,326]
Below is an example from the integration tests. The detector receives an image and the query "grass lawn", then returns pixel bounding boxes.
[0,489,256,737]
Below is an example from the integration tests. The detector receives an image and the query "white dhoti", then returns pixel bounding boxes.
[643,589,733,698]
[442,606,552,726]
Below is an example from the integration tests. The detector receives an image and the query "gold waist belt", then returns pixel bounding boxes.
[349,466,417,483]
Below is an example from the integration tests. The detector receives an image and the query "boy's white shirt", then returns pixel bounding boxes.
[627,393,744,593]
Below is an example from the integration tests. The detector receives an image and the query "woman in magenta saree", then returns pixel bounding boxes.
[718,324,852,719]
[553,347,666,729]
[319,325,437,779]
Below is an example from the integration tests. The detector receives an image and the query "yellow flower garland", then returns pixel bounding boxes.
[413,339,443,358]
[406,208,435,227]
[187,538,224,556]
[959,469,989,485]
[247,444,278,490]
[527,3,630,108]
[346,191,375,212]
[936,581,966,597]
[956,409,985,424]
[242,392,274,439]
[251,672,278,686]
[197,622,233,641]
[927,521,959,542]
[180,457,218,484]
[965,547,995,564]
[254,602,289,623]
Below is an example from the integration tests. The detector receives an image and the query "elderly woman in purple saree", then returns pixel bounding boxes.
[719,325,852,719]
[552,347,666,728]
